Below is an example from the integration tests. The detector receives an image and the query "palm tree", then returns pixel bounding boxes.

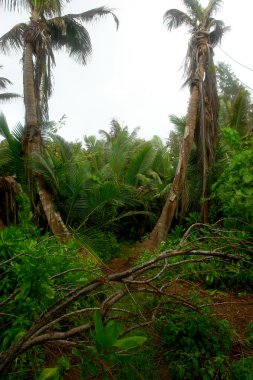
[0,65,20,103]
[0,0,118,240]
[143,0,228,250]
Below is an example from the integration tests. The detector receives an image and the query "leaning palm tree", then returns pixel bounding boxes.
[0,65,20,103]
[0,0,118,240]
[143,0,228,250]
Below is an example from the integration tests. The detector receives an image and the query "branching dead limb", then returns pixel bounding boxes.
[0,245,251,375]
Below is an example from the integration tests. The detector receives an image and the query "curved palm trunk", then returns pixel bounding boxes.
[140,31,217,250]
[141,84,200,250]
[23,41,71,242]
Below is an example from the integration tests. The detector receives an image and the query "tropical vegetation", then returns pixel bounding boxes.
[0,0,253,379]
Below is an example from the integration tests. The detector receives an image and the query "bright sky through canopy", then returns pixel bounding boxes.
[0,0,252,142]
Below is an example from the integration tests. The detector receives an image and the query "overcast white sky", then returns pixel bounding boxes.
[0,0,253,142]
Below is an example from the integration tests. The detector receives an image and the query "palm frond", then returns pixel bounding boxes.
[163,9,194,31]
[125,144,156,186]
[49,17,92,64]
[150,135,164,150]
[0,0,69,15]
[0,146,12,166]
[129,126,141,140]
[0,69,21,103]
[181,0,203,19]
[65,7,119,30]
[209,20,230,46]
[60,164,90,223]
[152,147,171,180]
[0,0,29,12]
[30,151,60,191]
[50,134,76,163]
[107,133,133,178]
[0,23,26,53]
[99,129,111,142]
[73,181,129,224]
[169,114,187,135]
[0,113,11,140]
[11,122,24,142]
[204,0,223,18]
[0,117,25,182]
[37,0,70,17]
[0,76,12,89]
[0,93,21,102]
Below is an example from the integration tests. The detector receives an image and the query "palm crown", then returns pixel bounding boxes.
[164,0,229,186]
[0,0,118,120]
[0,0,119,239]
[146,0,229,243]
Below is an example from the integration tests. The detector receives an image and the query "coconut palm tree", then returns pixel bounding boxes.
[143,0,228,250]
[0,66,20,103]
[0,0,118,240]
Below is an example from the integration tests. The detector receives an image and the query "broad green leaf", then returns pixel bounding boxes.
[37,367,59,380]
[114,336,147,350]
[102,321,121,349]
[94,311,104,337]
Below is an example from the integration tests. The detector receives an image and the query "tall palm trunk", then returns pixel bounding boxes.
[142,85,199,250]
[23,42,41,157]
[141,53,206,251]
[23,39,71,242]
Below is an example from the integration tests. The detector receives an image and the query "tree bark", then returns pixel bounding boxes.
[141,84,200,251]
[138,37,212,252]
[23,40,71,242]
[0,176,21,227]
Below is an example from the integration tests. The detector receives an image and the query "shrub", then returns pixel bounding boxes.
[157,309,234,379]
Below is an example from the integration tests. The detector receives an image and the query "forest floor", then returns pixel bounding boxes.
[46,247,253,380]
[103,248,253,366]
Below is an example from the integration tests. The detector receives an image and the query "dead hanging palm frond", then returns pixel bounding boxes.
[209,19,230,46]
[48,17,92,65]
[0,23,26,53]
[181,15,227,190]
[0,176,22,227]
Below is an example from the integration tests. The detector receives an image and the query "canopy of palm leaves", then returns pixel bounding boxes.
[0,1,118,121]
[26,122,170,239]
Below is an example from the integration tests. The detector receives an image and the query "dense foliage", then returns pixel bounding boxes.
[0,0,253,378]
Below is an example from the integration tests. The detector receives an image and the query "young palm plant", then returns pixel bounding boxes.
[0,0,118,241]
[143,0,228,250]
[0,113,24,182]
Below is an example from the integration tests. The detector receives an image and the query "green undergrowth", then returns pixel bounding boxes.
[1,212,253,379]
